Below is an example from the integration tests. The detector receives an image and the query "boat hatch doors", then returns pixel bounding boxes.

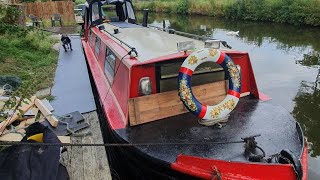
[107,0,136,23]
[86,0,103,27]
[124,1,136,23]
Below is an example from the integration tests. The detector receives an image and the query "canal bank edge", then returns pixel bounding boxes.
[133,0,320,27]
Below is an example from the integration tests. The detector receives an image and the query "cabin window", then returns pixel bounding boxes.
[156,59,225,92]
[104,48,116,80]
[95,37,100,56]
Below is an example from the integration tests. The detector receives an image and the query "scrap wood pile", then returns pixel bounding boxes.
[0,90,70,144]
[0,90,70,180]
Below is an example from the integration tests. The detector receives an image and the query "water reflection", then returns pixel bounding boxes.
[136,12,320,69]
[136,12,320,52]
[293,78,320,156]
[293,45,320,157]
[296,51,320,67]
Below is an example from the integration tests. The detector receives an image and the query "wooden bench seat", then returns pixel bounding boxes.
[129,80,227,126]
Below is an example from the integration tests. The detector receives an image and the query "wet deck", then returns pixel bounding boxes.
[117,97,304,163]
[50,36,111,179]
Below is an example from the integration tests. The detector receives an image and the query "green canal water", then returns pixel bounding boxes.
[136,12,320,179]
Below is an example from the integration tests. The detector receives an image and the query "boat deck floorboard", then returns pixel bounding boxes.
[61,111,112,180]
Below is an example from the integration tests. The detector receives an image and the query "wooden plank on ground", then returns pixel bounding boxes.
[61,111,112,180]
[58,136,71,143]
[35,98,51,116]
[0,96,36,132]
[82,136,96,180]
[26,108,39,125]
[0,133,70,143]
[70,136,84,180]
[16,120,27,134]
[0,133,23,141]
[129,80,227,126]
[82,113,96,180]
[85,112,111,180]
[46,116,59,127]
[41,99,54,112]
[35,98,59,127]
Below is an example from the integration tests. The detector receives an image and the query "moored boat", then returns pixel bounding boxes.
[81,0,308,179]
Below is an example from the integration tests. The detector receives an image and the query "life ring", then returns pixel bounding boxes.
[178,48,241,122]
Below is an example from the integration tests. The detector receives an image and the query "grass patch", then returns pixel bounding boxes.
[45,95,55,101]
[0,24,59,96]
[133,0,320,26]
[74,0,86,5]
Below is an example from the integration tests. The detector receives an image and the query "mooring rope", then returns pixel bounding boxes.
[0,140,245,147]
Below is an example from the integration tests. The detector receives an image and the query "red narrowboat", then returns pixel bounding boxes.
[81,0,308,179]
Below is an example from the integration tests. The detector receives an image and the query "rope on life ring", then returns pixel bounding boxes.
[178,48,241,125]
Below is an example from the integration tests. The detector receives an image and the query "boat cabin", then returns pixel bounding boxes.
[81,0,307,179]
[82,0,261,128]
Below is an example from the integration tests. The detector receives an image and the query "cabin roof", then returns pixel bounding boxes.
[102,23,205,62]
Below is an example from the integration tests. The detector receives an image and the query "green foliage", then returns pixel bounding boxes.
[0,23,58,96]
[74,0,86,5]
[0,23,58,124]
[224,0,320,26]
[0,97,24,123]
[176,0,189,14]
[0,4,22,24]
[296,51,320,67]
[133,0,320,26]
[0,23,31,37]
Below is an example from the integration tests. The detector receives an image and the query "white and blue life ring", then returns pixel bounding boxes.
[178,49,241,121]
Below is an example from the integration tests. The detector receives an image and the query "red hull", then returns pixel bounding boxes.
[171,144,308,180]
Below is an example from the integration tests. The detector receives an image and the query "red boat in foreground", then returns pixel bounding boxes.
[81,0,308,179]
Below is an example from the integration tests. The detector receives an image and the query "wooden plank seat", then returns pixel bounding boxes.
[129,80,227,126]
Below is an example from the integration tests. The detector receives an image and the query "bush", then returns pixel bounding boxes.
[133,0,320,26]
[176,0,189,14]
[74,0,86,5]
[0,4,21,24]
[0,23,31,37]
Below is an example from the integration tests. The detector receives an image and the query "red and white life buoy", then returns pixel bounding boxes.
[178,48,241,124]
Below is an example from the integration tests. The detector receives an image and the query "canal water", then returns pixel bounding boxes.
[135,12,320,179]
